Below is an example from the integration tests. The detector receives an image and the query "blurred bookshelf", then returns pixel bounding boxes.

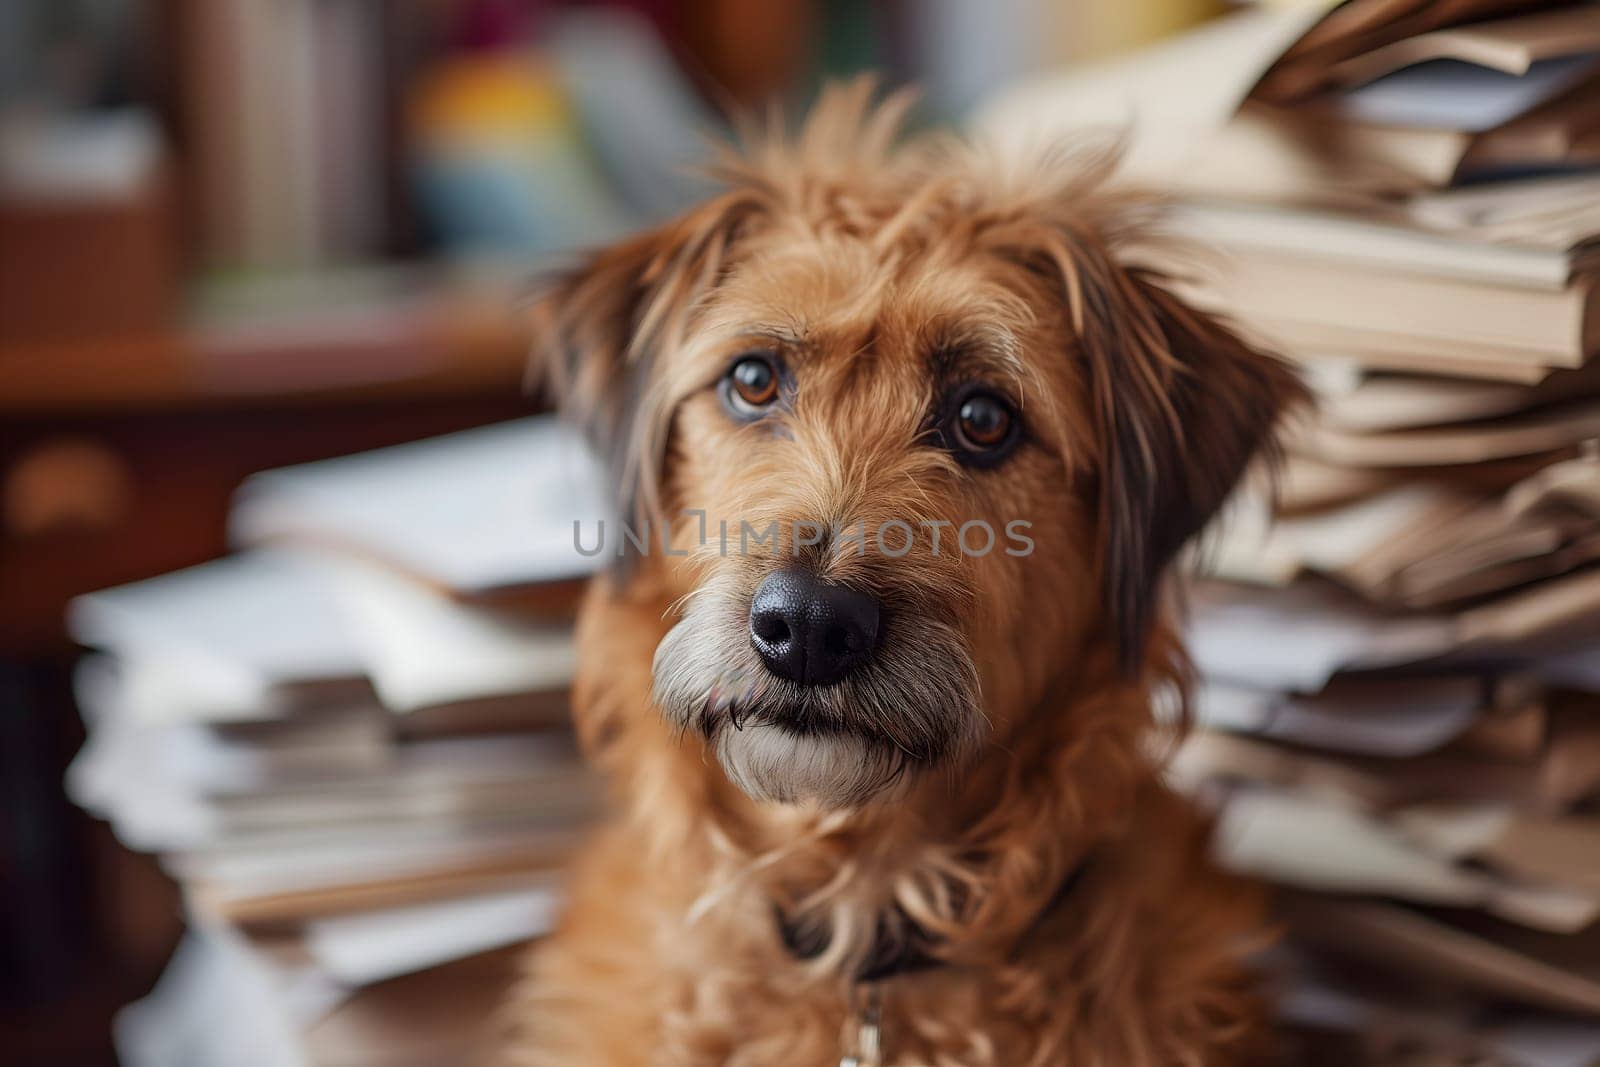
[0,0,1218,1060]
[1,0,1165,644]
[5,2,603,1060]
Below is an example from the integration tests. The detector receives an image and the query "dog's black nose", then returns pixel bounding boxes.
[749,569,880,687]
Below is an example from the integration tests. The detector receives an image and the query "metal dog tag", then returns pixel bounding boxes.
[840,985,883,1067]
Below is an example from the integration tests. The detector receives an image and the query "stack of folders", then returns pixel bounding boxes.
[67,418,611,1067]
[983,2,1600,1062]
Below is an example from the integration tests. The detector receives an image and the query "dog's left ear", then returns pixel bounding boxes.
[529,192,762,525]
[1077,258,1304,673]
[986,210,1303,671]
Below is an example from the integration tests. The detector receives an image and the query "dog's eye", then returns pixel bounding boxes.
[724,354,781,418]
[947,387,1019,464]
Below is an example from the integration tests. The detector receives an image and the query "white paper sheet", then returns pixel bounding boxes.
[116,928,332,1067]
[231,416,612,594]
[68,551,364,722]
[1196,675,1483,757]
[974,7,1322,182]
[1334,54,1598,134]
[1215,788,1600,932]
[1186,580,1456,691]
[312,552,576,713]
[304,885,559,987]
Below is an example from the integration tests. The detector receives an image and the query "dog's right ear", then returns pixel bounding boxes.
[529,192,762,524]
[976,194,1303,674]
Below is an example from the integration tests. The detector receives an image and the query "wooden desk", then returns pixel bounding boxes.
[0,290,538,653]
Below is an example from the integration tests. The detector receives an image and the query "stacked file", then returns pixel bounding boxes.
[984,2,1600,1061]
[67,417,609,1067]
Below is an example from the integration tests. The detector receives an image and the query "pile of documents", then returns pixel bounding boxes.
[67,418,609,1067]
[984,2,1600,1062]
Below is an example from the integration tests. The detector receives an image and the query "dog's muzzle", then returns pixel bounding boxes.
[651,568,983,808]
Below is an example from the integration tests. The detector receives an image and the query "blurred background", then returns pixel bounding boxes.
[0,1,1225,1062]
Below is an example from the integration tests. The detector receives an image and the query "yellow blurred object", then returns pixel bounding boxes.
[1042,0,1233,62]
[410,55,568,138]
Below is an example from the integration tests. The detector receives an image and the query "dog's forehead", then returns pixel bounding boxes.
[706,235,1042,364]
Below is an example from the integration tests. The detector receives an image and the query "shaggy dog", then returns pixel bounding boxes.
[500,82,1303,1066]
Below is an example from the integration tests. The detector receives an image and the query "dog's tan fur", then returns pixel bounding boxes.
[499,82,1303,1066]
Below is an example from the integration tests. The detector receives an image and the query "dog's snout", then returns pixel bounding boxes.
[749,568,880,687]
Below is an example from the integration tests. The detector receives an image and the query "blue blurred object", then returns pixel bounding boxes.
[550,7,722,222]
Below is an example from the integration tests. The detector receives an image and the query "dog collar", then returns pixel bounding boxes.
[776,854,1092,983]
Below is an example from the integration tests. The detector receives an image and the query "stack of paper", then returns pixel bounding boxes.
[984,3,1600,1061]
[68,417,609,1066]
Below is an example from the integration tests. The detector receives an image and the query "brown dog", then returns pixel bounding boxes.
[501,81,1303,1066]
